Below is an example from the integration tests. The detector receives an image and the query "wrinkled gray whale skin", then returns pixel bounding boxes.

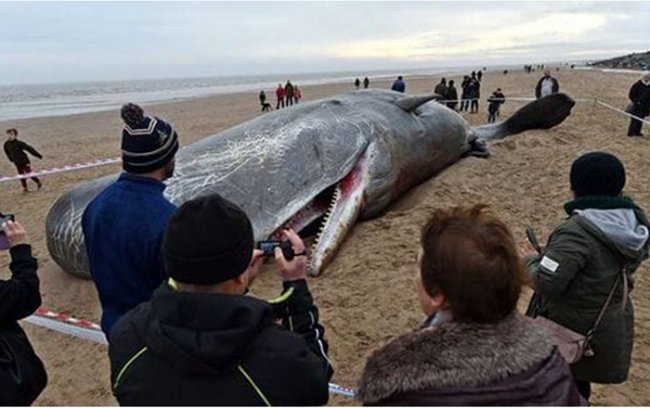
[46,90,575,278]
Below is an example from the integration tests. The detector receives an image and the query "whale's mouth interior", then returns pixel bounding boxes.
[270,156,366,245]
[271,186,336,239]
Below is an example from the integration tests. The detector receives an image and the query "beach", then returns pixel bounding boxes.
[0,68,649,405]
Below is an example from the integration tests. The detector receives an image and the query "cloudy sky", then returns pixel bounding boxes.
[1,1,648,85]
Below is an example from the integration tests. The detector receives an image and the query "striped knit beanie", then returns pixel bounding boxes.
[120,103,179,174]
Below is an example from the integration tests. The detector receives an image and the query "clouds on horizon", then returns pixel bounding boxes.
[1,1,648,84]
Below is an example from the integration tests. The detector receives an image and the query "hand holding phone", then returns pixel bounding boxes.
[271,229,308,282]
[0,214,24,250]
[257,240,295,260]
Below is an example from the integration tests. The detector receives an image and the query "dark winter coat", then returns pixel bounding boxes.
[488,91,506,114]
[0,244,47,405]
[535,76,560,99]
[466,79,480,99]
[434,83,448,99]
[447,85,458,102]
[3,139,42,167]
[628,80,650,117]
[527,196,650,384]
[460,78,471,99]
[357,313,585,406]
[109,279,333,406]
[391,79,405,93]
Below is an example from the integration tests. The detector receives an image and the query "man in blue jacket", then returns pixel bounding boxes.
[391,75,406,93]
[82,103,179,336]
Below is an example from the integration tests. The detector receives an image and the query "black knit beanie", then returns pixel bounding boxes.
[120,103,179,174]
[163,194,254,285]
[570,152,626,197]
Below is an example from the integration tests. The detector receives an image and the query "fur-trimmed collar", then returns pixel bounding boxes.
[357,313,554,405]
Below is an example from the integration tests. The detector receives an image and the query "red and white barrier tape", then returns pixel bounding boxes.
[0,157,120,183]
[22,306,356,398]
[23,307,107,345]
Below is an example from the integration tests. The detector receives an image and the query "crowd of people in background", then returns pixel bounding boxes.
[253,67,645,136]
[257,81,302,112]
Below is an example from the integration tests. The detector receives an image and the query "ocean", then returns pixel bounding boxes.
[0,67,473,123]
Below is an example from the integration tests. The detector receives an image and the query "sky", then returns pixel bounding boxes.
[1,1,649,85]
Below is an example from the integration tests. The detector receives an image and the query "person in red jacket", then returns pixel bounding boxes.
[3,128,43,192]
[275,84,285,109]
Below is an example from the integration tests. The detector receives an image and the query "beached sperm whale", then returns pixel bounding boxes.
[46,90,575,279]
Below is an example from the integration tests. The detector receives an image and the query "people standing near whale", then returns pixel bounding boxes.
[109,194,333,405]
[626,72,650,137]
[355,77,361,89]
[3,128,43,193]
[275,84,285,109]
[82,103,179,336]
[487,88,506,123]
[525,152,649,402]
[446,80,458,111]
[284,80,294,107]
[293,85,302,104]
[460,75,471,112]
[434,78,448,101]
[468,77,481,113]
[535,68,560,99]
[259,90,266,106]
[391,76,406,93]
[477,70,483,82]
[363,76,370,89]
[357,206,584,405]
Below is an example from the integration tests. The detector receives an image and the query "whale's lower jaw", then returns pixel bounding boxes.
[307,150,369,276]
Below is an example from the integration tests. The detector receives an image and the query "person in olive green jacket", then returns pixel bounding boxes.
[526,152,649,402]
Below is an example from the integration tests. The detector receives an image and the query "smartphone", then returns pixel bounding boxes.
[0,214,15,250]
[256,240,295,260]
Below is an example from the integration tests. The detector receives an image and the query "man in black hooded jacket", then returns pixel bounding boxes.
[108,194,333,406]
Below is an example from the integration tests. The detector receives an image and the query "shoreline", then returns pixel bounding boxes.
[0,62,576,124]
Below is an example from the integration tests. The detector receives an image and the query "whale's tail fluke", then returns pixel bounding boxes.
[473,93,576,142]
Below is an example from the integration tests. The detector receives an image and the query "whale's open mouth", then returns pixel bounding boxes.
[270,150,370,276]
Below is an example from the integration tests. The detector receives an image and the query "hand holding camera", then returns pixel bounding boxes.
[270,229,308,282]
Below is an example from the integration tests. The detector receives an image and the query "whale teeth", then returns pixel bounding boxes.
[311,184,343,265]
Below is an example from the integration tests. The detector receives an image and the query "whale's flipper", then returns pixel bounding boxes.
[473,93,576,141]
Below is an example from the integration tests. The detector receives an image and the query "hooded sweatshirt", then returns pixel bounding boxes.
[108,280,332,406]
[527,196,650,383]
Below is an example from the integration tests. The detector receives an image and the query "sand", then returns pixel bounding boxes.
[1,68,649,406]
